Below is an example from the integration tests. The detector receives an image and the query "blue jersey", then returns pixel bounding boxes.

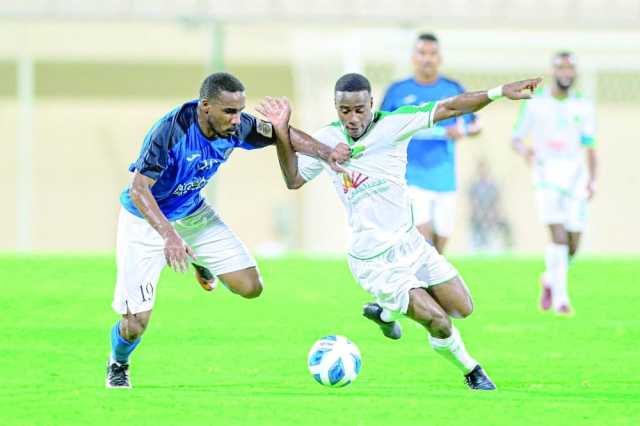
[380,76,476,192]
[120,100,275,220]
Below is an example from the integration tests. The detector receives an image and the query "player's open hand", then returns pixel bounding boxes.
[503,78,543,100]
[329,143,351,173]
[255,96,291,131]
[163,231,196,273]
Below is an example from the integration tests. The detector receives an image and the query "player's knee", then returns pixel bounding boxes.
[238,279,263,299]
[451,301,474,319]
[569,245,578,257]
[551,231,568,245]
[121,317,148,341]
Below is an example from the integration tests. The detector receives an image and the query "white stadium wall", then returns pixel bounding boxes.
[0,19,639,254]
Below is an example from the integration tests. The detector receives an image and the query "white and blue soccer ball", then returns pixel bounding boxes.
[307,335,362,387]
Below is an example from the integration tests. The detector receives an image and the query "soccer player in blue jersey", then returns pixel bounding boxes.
[381,33,481,253]
[106,72,348,388]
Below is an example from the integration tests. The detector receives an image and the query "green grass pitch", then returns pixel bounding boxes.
[1,255,639,425]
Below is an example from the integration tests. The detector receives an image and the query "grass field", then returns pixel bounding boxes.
[1,255,639,426]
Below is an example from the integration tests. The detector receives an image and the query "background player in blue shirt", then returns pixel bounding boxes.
[107,72,348,388]
[381,33,481,253]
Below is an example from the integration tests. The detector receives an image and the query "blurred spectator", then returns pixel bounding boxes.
[467,159,513,252]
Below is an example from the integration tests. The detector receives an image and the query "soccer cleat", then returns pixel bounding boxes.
[555,304,574,317]
[464,365,496,391]
[106,361,131,389]
[193,263,216,291]
[362,303,402,340]
[539,274,552,311]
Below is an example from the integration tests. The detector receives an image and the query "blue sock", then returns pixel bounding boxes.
[110,321,140,364]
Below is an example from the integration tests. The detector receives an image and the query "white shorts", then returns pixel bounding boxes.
[112,203,256,315]
[535,187,588,232]
[408,186,457,237]
[347,228,459,315]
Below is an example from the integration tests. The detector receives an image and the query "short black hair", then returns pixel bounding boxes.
[417,33,438,43]
[552,51,576,66]
[334,73,371,93]
[199,72,245,100]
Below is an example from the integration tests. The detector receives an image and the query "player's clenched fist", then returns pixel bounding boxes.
[329,143,351,173]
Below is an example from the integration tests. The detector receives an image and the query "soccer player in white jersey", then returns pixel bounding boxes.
[511,52,597,316]
[257,73,541,390]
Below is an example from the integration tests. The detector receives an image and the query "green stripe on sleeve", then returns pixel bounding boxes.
[377,101,436,119]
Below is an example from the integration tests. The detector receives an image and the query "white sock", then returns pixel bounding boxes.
[541,270,551,288]
[379,307,394,323]
[428,326,478,374]
[543,246,555,289]
[548,243,569,309]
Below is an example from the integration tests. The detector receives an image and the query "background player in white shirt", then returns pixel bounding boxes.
[511,52,597,316]
[257,73,541,390]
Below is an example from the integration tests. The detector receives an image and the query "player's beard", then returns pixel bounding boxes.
[555,76,574,91]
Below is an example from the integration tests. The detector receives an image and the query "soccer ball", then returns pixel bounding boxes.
[307,335,362,387]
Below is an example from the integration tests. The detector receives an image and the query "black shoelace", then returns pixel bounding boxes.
[109,364,129,386]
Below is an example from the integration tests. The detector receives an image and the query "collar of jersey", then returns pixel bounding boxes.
[337,113,381,145]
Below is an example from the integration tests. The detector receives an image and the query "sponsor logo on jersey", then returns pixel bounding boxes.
[173,177,208,196]
[196,159,217,171]
[186,153,201,162]
[402,94,417,105]
[342,171,369,194]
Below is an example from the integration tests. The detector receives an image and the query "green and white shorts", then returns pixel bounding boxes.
[347,227,458,315]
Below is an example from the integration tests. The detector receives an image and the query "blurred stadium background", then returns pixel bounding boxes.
[1,0,639,256]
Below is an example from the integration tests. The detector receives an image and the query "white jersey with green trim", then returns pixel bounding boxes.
[512,88,596,193]
[298,102,438,259]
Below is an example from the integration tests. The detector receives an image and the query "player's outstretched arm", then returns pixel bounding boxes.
[433,78,542,124]
[129,172,196,272]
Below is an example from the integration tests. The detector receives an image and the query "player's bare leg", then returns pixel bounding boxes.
[416,222,448,253]
[432,234,448,254]
[543,224,572,315]
[107,309,152,388]
[218,266,263,299]
[416,222,435,248]
[406,288,495,390]
[568,231,582,259]
[427,276,473,319]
